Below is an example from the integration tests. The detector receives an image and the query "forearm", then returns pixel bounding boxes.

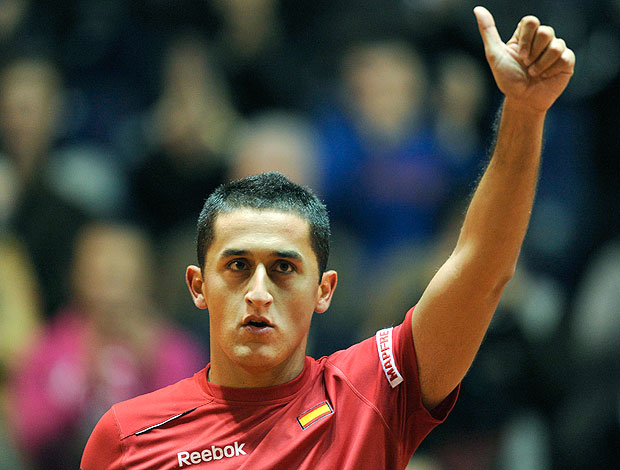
[454,99,546,288]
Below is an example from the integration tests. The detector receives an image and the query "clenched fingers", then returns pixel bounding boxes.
[539,47,576,78]
[528,37,567,77]
[513,16,574,79]
[516,15,541,61]
[526,25,556,66]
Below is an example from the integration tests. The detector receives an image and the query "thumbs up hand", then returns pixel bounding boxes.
[474,6,575,113]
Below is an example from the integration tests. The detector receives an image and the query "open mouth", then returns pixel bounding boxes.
[242,316,274,332]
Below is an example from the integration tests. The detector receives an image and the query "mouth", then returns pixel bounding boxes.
[241,316,274,334]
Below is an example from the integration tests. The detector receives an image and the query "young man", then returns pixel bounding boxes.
[81,7,575,469]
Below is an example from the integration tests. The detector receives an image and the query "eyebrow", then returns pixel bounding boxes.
[220,248,303,261]
[221,249,248,258]
[274,250,303,261]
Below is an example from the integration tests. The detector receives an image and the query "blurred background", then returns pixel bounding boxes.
[0,0,618,469]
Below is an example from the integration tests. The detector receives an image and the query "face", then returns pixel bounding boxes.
[186,208,337,387]
[0,62,59,163]
[72,225,153,338]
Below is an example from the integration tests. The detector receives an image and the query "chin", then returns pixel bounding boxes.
[233,345,284,370]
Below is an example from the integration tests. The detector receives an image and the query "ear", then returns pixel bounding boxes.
[315,270,338,314]
[186,265,208,310]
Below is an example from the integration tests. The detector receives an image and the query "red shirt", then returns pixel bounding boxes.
[81,308,458,469]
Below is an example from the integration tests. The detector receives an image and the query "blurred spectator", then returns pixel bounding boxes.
[130,0,220,40]
[315,39,477,257]
[0,54,127,316]
[128,33,238,239]
[585,0,620,245]
[8,222,207,469]
[211,0,310,114]
[431,50,489,185]
[0,55,89,315]
[0,234,41,470]
[0,0,58,59]
[54,0,149,144]
[552,237,620,470]
[228,110,319,186]
[0,56,62,190]
[571,242,620,363]
[407,452,444,470]
[0,234,41,383]
[518,103,596,290]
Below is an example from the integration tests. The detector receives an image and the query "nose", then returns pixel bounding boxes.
[245,264,273,309]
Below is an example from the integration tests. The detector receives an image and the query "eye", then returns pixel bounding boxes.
[227,259,249,271]
[273,260,296,274]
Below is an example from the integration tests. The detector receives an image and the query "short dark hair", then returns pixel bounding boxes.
[196,172,330,278]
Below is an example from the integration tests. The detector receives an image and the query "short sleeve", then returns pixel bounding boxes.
[327,306,458,430]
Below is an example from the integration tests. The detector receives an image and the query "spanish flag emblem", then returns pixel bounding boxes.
[297,401,333,430]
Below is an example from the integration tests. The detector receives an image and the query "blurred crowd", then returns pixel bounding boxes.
[0,0,618,469]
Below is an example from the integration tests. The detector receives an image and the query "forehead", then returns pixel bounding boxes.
[209,208,313,257]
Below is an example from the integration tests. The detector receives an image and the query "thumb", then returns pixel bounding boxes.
[474,6,503,58]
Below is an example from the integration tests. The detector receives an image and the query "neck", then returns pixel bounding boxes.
[207,350,307,388]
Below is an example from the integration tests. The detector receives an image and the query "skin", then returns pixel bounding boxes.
[186,209,337,388]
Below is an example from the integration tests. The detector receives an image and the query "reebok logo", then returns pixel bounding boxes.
[177,441,246,467]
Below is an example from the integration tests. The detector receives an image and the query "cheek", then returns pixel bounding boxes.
[285,285,320,318]
[208,290,236,316]
[203,275,235,308]
[204,289,234,327]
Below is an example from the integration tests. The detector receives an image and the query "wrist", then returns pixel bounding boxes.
[502,97,548,121]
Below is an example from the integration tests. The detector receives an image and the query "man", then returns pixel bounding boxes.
[81,7,575,469]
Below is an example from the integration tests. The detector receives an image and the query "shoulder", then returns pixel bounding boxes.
[110,369,211,438]
[325,308,416,388]
[82,370,211,469]
[81,407,124,469]
[322,308,458,427]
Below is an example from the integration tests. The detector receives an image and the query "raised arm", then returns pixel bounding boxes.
[411,6,575,409]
